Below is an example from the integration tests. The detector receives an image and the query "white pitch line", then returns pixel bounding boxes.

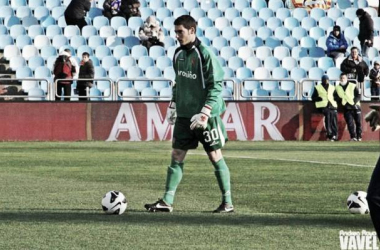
[187,152,373,168]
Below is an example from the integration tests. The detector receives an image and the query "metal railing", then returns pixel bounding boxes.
[240,79,298,100]
[116,78,174,100]
[0,77,49,101]
[55,78,114,100]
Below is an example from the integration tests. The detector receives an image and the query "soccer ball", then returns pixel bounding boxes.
[347,191,369,214]
[101,191,127,215]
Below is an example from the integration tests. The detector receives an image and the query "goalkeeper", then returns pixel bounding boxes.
[144,15,233,213]
[366,104,380,237]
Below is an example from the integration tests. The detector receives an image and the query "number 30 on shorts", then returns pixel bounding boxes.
[203,128,219,143]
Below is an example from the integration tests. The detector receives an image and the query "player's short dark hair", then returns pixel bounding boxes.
[340,73,347,77]
[351,46,359,51]
[82,52,90,57]
[174,15,197,30]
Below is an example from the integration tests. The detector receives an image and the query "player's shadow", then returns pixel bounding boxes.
[0,209,373,229]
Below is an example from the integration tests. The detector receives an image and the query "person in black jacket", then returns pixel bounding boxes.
[64,0,91,31]
[103,0,121,20]
[119,0,141,21]
[340,46,369,84]
[369,61,380,100]
[356,8,374,57]
[78,52,94,100]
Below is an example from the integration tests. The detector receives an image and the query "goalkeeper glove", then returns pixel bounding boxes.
[190,105,212,130]
[365,108,380,132]
[166,102,176,125]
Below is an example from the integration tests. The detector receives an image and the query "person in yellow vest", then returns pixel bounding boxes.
[336,73,362,141]
[311,75,339,141]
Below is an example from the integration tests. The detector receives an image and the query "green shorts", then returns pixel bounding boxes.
[172,116,228,152]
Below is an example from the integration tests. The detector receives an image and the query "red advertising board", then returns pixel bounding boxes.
[0,102,378,141]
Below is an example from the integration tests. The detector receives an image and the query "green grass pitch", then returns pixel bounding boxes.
[0,141,379,250]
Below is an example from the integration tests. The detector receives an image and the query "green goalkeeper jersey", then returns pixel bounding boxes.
[172,38,225,118]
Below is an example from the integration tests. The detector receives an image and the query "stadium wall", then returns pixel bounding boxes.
[0,102,378,141]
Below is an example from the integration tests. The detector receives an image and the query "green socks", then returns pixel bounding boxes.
[163,160,184,205]
[212,158,232,205]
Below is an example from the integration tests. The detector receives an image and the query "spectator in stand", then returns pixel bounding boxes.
[64,49,79,79]
[53,51,75,101]
[326,25,348,63]
[64,0,91,31]
[356,8,374,57]
[340,46,369,85]
[311,75,339,141]
[103,0,122,20]
[120,0,141,21]
[78,52,94,100]
[369,61,380,100]
[139,16,165,50]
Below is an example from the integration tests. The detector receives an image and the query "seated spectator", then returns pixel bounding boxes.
[369,61,380,100]
[78,52,94,100]
[64,0,91,31]
[340,46,369,85]
[120,0,141,21]
[139,16,165,50]
[326,25,348,63]
[103,0,122,20]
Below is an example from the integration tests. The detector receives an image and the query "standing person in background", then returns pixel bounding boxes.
[326,25,348,64]
[64,49,79,80]
[78,52,94,100]
[311,75,339,141]
[144,15,234,213]
[356,8,374,57]
[369,61,380,100]
[335,73,362,141]
[64,0,91,31]
[120,0,141,21]
[53,51,75,101]
[340,47,369,85]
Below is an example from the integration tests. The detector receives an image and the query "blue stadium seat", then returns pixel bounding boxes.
[318,36,328,50]
[274,46,290,60]
[284,17,299,30]
[241,7,257,21]
[264,56,280,71]
[40,46,57,59]
[309,27,325,40]
[12,0,26,8]
[272,67,289,78]
[110,16,127,30]
[270,89,288,100]
[221,26,238,41]
[156,56,172,71]
[124,36,140,49]
[146,66,162,78]
[274,27,290,40]
[51,6,65,20]
[301,17,317,31]
[262,81,279,91]
[327,7,343,21]
[46,55,56,69]
[259,8,274,21]
[163,67,175,81]
[111,45,128,60]
[237,46,254,61]
[344,7,358,21]
[45,25,61,39]
[28,25,44,38]
[128,16,143,30]
[138,55,154,71]
[224,7,239,22]
[101,55,118,71]
[87,7,103,19]
[247,36,264,49]
[282,36,298,50]
[236,67,253,80]
[0,6,13,19]
[99,26,115,38]
[94,66,107,78]
[214,17,230,30]
[0,25,8,35]
[326,67,342,79]
[244,80,261,93]
[80,26,96,39]
[228,56,244,71]
[88,87,102,101]
[265,37,281,49]
[121,88,139,100]
[34,66,51,78]
[16,66,33,78]
[34,6,49,20]
[318,17,335,32]
[148,46,165,60]
[268,0,284,11]
[230,37,246,50]
[310,8,326,21]
[21,16,37,27]
[52,35,68,49]
[0,34,14,49]
[291,46,308,59]
[205,27,220,40]
[106,36,123,48]
[207,8,222,21]
[300,36,316,48]
[217,0,232,12]
[336,17,352,30]
[254,67,270,78]
[28,87,45,100]
[220,46,236,60]
[88,35,105,49]
[280,81,295,96]
[344,26,359,41]
[184,0,199,11]
[141,88,158,100]
[16,6,31,19]
[212,36,228,51]
[28,55,44,70]
[64,25,81,39]
[140,7,154,20]
[292,27,307,41]
[77,45,93,57]
[22,45,38,60]
[367,47,379,60]
[276,8,291,21]
[131,45,148,59]
[57,16,67,28]
[173,8,189,19]
[281,56,298,71]
[108,66,125,81]
[251,0,267,11]
[308,67,324,79]
[93,16,109,30]
[252,88,269,100]
[149,0,164,11]
[309,46,326,58]
[249,17,265,31]
[95,45,111,60]
[15,34,32,49]
[0,0,7,6]
[9,56,26,71]
[337,0,351,10]
[267,17,282,31]
[70,35,86,49]
[89,56,100,67]
[29,0,43,9]
[40,15,56,28]
[318,57,335,71]
[156,7,172,22]
[117,26,133,38]
[10,24,26,39]
[293,8,308,22]
[190,8,205,21]
[231,17,247,31]
[256,27,272,40]
[166,0,182,11]
[223,66,235,78]
[290,67,307,81]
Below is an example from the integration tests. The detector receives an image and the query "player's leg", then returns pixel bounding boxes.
[367,156,380,238]
[197,116,234,213]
